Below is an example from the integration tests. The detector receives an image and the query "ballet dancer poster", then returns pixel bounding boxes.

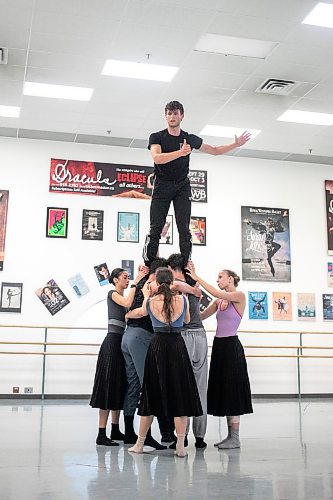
[46,207,68,238]
[35,279,70,316]
[0,190,9,271]
[190,216,206,246]
[272,292,292,321]
[82,209,104,240]
[241,206,291,282]
[297,293,315,321]
[325,181,333,254]
[117,212,139,243]
[328,263,333,287]
[248,292,268,320]
[0,282,23,313]
[121,260,134,280]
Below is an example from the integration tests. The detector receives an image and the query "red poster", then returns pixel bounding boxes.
[0,190,9,271]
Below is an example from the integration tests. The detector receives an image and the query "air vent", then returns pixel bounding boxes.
[256,78,298,96]
[0,47,8,65]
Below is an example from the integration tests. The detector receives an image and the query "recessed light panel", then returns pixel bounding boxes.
[278,110,333,126]
[23,82,94,101]
[0,105,20,118]
[102,59,178,82]
[302,2,333,29]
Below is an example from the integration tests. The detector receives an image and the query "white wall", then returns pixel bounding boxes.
[0,136,332,396]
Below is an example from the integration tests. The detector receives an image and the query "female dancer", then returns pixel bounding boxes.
[186,263,253,449]
[128,267,202,457]
[90,266,147,446]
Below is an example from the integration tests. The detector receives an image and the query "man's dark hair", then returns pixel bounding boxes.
[165,101,184,115]
[167,253,185,271]
[150,257,168,275]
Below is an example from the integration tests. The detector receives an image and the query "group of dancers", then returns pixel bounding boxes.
[90,100,253,457]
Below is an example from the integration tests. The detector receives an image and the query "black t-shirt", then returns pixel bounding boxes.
[148,128,203,181]
[127,276,154,332]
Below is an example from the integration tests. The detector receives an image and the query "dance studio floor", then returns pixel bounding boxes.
[0,398,332,499]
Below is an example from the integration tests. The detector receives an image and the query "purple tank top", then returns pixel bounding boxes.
[215,301,242,338]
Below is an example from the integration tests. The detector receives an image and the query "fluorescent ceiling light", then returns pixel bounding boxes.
[194,34,277,59]
[102,59,178,82]
[23,82,93,101]
[0,105,20,118]
[200,125,261,139]
[277,110,333,126]
[302,2,333,29]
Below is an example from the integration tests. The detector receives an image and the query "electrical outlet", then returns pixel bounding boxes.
[12,386,19,393]
[24,387,33,394]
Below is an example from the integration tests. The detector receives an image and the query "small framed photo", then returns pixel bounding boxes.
[117,212,139,243]
[0,282,23,313]
[46,207,68,238]
[190,216,206,246]
[160,215,173,245]
[94,262,110,286]
[82,209,104,241]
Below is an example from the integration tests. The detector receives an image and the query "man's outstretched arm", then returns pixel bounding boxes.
[199,131,251,156]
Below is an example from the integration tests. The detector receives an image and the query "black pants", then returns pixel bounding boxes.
[143,177,192,265]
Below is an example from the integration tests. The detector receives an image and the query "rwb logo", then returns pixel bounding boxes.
[191,189,207,201]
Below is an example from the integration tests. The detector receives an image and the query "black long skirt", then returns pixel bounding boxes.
[138,332,203,417]
[207,336,253,417]
[90,332,127,410]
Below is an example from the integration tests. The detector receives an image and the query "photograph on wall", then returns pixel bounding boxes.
[241,206,291,282]
[323,293,333,321]
[46,207,68,238]
[189,170,207,203]
[190,216,206,246]
[121,260,134,280]
[0,190,9,271]
[272,292,292,321]
[50,159,154,199]
[68,273,90,298]
[117,212,139,243]
[160,215,173,245]
[0,282,23,313]
[82,209,104,240]
[35,279,70,316]
[199,290,213,312]
[94,263,110,286]
[248,292,268,320]
[297,293,315,321]
[328,263,333,287]
[325,180,333,254]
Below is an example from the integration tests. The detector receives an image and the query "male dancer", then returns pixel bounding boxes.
[167,253,208,449]
[143,100,251,266]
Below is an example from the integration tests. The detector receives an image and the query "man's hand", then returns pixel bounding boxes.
[179,139,192,157]
[234,131,251,147]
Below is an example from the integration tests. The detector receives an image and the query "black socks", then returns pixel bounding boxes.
[96,428,119,446]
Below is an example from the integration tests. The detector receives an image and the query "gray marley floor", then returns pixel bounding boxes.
[0,399,332,499]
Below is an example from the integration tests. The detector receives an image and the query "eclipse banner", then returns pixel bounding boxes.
[49,159,207,202]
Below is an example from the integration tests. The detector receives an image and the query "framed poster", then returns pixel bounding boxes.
[122,260,134,280]
[94,263,110,286]
[0,282,23,313]
[46,207,68,238]
[272,292,292,321]
[0,190,9,271]
[248,292,268,320]
[82,209,104,240]
[241,206,291,282]
[190,216,206,246]
[160,215,173,245]
[35,279,70,316]
[323,294,333,321]
[297,293,315,321]
[117,212,139,243]
[68,273,90,297]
